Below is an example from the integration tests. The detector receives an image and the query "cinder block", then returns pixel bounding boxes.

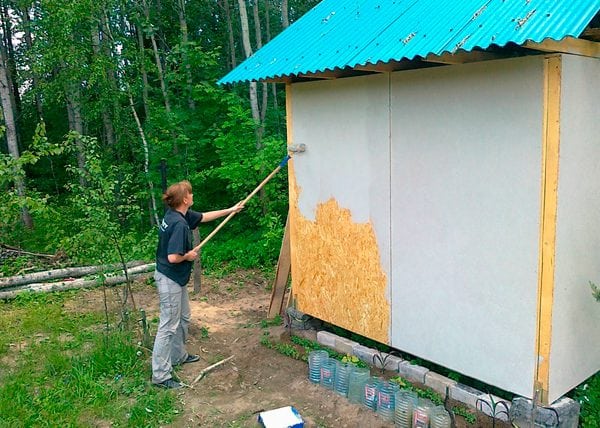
[398,361,429,384]
[316,331,336,348]
[449,383,482,409]
[510,396,580,428]
[352,344,378,365]
[550,396,580,428]
[424,371,457,397]
[334,336,358,356]
[382,354,404,371]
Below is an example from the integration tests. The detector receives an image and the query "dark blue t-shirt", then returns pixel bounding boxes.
[156,209,203,286]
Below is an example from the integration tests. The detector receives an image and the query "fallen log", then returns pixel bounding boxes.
[0,270,154,300]
[0,261,152,289]
[1,263,156,293]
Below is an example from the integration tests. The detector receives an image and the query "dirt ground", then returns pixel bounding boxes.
[71,269,512,428]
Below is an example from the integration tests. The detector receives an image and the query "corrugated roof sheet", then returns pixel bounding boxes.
[219,0,600,84]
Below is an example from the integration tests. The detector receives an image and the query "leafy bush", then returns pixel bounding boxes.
[574,372,600,427]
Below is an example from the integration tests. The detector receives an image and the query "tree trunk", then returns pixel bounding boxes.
[91,23,116,146]
[220,0,236,69]
[281,0,289,28]
[135,23,151,120]
[128,90,160,226]
[1,4,21,124]
[21,5,44,120]
[101,11,121,138]
[64,77,86,187]
[0,260,147,289]
[237,0,262,143]
[265,0,279,120]
[142,0,171,115]
[0,270,154,300]
[253,1,268,124]
[0,39,33,229]
[177,0,195,110]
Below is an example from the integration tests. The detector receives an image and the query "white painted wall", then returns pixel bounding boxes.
[389,57,544,398]
[291,73,392,293]
[290,55,600,400]
[550,54,600,403]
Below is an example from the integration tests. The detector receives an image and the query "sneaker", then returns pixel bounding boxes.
[155,379,183,389]
[182,354,200,364]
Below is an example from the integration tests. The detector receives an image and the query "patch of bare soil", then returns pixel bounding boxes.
[71,269,513,427]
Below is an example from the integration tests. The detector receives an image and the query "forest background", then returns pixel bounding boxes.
[2,1,600,425]
[0,0,319,270]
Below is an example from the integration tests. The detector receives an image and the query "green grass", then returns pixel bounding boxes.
[0,291,180,427]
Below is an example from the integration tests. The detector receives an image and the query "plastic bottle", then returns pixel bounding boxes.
[347,366,370,405]
[395,389,418,428]
[412,398,434,428]
[430,405,451,428]
[334,360,354,396]
[307,350,328,383]
[320,358,337,390]
[362,377,382,411]
[376,380,400,421]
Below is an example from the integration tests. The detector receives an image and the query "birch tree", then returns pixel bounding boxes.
[0,33,33,228]
[237,0,261,146]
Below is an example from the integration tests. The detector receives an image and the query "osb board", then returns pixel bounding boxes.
[288,162,389,344]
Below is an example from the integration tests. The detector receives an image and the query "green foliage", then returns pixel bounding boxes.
[199,326,210,339]
[452,406,477,424]
[260,315,283,328]
[590,281,600,302]
[389,376,443,405]
[60,134,145,264]
[574,372,600,427]
[0,291,179,427]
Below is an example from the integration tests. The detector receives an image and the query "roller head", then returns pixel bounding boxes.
[287,143,306,153]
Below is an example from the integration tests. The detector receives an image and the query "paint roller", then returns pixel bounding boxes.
[191,143,306,252]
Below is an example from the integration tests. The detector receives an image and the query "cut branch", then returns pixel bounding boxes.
[191,355,235,385]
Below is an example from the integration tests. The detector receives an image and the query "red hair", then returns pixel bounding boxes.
[162,180,192,208]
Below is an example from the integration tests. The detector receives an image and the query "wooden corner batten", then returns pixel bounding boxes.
[534,54,562,406]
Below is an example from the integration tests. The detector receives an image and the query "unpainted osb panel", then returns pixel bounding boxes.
[288,163,389,343]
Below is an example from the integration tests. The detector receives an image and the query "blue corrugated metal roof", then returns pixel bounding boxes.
[219,0,600,84]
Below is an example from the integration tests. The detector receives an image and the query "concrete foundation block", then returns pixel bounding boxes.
[510,396,580,428]
[381,354,404,371]
[424,372,457,397]
[449,383,483,409]
[398,361,429,384]
[316,331,337,349]
[334,336,358,356]
[476,394,511,422]
[352,344,378,365]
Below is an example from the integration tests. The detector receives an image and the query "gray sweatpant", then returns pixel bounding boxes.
[152,270,191,384]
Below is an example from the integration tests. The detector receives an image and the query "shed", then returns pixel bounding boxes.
[220,0,600,405]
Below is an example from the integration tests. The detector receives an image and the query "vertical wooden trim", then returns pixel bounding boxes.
[285,83,296,308]
[535,55,561,405]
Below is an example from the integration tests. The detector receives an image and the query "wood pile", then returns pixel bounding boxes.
[0,261,155,300]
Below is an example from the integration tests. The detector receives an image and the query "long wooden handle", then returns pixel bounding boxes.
[192,159,288,252]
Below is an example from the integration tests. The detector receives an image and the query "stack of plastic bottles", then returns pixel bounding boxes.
[307,350,454,427]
